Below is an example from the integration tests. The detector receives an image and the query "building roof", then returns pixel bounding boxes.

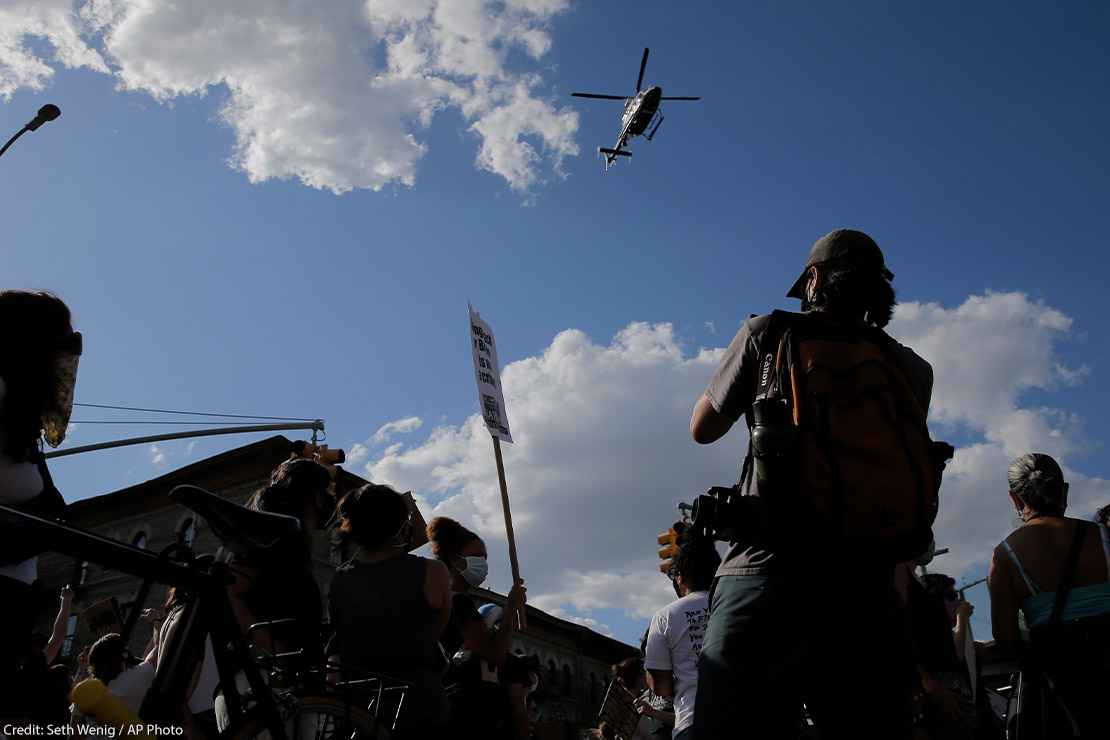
[471,586,637,660]
[66,435,368,525]
[61,434,637,658]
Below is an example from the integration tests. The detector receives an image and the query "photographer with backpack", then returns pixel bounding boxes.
[689,230,948,739]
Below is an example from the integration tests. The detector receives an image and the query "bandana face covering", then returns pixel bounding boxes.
[42,332,82,448]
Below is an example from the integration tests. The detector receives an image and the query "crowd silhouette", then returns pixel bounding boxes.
[3,226,1110,740]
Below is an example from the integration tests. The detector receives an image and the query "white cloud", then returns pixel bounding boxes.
[367,321,741,624]
[362,293,1110,637]
[0,0,578,193]
[346,442,370,466]
[0,0,108,99]
[343,416,423,470]
[373,416,424,445]
[704,321,716,335]
[888,292,1109,574]
[149,443,167,468]
[542,607,615,638]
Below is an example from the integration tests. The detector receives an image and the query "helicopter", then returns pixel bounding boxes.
[572,48,700,171]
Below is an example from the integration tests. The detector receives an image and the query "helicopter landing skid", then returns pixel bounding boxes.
[646,111,664,141]
[598,146,632,171]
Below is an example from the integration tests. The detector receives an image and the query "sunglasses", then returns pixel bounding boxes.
[54,331,83,356]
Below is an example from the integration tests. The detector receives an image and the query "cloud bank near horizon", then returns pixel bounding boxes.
[355,291,1109,635]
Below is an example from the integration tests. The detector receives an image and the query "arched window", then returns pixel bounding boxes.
[589,672,599,705]
[178,518,196,547]
[132,530,147,549]
[562,663,572,696]
[547,660,559,695]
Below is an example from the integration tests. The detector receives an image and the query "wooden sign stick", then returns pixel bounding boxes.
[492,435,527,630]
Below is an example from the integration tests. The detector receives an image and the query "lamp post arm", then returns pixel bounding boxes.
[44,421,324,459]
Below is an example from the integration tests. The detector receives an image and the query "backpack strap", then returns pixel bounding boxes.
[754,310,794,402]
[1049,522,1090,627]
[738,311,794,493]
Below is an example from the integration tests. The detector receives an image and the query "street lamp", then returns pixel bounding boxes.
[0,104,62,161]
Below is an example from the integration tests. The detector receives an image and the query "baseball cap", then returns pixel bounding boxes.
[786,229,895,298]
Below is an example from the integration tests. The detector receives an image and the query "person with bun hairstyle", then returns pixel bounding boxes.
[426,516,526,733]
[237,457,334,660]
[988,452,1110,735]
[327,484,452,737]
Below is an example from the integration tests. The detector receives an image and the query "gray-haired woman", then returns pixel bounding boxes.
[988,453,1110,736]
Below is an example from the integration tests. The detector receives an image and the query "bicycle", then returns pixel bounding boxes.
[1,484,407,739]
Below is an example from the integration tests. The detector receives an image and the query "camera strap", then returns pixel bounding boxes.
[739,311,794,493]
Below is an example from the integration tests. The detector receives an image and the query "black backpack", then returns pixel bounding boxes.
[743,311,952,562]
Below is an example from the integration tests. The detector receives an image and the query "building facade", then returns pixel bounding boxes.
[34,435,635,738]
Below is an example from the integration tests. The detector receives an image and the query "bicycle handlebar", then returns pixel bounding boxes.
[0,505,294,738]
[0,503,205,589]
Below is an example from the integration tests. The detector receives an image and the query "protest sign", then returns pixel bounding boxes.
[469,304,513,443]
[596,679,641,740]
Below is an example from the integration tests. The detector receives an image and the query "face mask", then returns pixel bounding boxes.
[42,333,82,448]
[460,555,488,587]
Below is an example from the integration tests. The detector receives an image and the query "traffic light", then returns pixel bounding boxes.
[657,521,688,574]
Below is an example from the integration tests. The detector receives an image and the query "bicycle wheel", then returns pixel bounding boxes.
[221,695,386,740]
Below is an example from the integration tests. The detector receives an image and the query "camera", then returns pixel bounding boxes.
[691,486,742,542]
[290,440,345,464]
[690,486,768,543]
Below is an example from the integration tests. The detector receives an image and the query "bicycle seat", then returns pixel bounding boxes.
[170,484,301,555]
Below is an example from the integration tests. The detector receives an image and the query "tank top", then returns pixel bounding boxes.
[0,449,43,583]
[1001,523,1110,628]
[327,553,447,726]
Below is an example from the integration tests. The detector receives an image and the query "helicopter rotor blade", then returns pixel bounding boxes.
[636,47,649,92]
[660,96,701,101]
[571,93,626,100]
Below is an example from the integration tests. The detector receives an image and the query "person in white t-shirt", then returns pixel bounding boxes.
[644,539,721,740]
[84,633,156,717]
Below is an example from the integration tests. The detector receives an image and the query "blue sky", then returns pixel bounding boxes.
[3,1,1108,646]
